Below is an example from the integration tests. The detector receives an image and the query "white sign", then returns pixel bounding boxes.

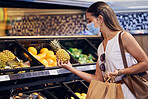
[0,75,10,82]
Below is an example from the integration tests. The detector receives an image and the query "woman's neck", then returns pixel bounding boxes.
[101,29,120,41]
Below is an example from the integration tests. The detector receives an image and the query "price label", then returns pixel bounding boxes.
[90,65,95,70]
[49,70,58,75]
[0,75,10,82]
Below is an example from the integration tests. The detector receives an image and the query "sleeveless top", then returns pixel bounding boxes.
[97,31,137,99]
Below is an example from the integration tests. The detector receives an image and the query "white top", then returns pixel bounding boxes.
[97,31,137,99]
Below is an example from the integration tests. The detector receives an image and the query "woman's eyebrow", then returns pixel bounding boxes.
[86,18,90,20]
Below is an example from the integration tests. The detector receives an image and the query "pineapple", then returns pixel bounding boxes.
[0,61,6,69]
[50,39,70,63]
[0,52,8,64]
[3,50,16,60]
[7,60,18,68]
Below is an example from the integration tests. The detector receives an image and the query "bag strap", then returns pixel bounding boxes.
[118,31,128,68]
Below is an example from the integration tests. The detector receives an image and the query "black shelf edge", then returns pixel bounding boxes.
[0,64,96,82]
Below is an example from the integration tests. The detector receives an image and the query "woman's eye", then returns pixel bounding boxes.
[87,20,91,23]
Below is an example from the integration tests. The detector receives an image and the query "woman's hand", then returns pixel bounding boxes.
[57,60,73,70]
[109,70,120,76]
[104,70,120,81]
[104,71,110,81]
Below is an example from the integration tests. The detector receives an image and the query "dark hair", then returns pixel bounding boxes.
[87,1,123,31]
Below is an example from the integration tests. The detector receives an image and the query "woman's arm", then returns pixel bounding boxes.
[110,32,148,76]
[57,60,104,83]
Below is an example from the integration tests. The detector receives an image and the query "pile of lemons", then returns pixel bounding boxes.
[71,92,87,99]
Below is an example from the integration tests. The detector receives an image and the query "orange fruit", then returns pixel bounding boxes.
[40,59,48,67]
[47,59,54,65]
[36,55,41,61]
[38,54,45,59]
[38,54,44,59]
[28,47,37,55]
[52,55,57,62]
[40,48,49,54]
[46,53,56,60]
[52,62,57,67]
[42,53,47,58]
[48,64,52,67]
[48,50,54,55]
[29,51,36,58]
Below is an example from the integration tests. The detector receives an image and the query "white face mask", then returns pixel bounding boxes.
[87,22,101,35]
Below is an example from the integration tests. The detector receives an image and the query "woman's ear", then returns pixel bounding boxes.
[98,15,104,24]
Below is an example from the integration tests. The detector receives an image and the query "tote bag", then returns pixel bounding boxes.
[86,79,124,99]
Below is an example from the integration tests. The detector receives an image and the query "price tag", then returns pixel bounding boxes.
[0,75,10,82]
[90,65,95,70]
[49,70,58,75]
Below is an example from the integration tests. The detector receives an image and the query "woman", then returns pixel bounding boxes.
[57,1,148,99]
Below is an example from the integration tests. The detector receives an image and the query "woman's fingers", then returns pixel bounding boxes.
[57,59,61,67]
[56,59,72,70]
[67,60,70,64]
[104,71,110,81]
[109,70,119,76]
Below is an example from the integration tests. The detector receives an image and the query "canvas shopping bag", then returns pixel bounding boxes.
[86,80,124,99]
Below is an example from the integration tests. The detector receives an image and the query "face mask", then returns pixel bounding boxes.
[87,22,101,35]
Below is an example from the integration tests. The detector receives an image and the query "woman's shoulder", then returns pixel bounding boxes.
[121,31,138,49]
[122,31,134,41]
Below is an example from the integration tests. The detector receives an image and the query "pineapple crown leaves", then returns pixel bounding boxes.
[49,39,62,51]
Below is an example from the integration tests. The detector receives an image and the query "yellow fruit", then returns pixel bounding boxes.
[48,64,52,67]
[50,39,70,63]
[36,55,41,61]
[53,55,57,62]
[28,47,37,55]
[48,50,54,55]
[46,53,56,60]
[38,54,44,59]
[42,53,47,58]
[56,49,70,61]
[81,93,86,97]
[47,59,54,65]
[40,59,48,67]
[3,50,15,60]
[81,93,87,98]
[0,52,8,64]
[40,48,49,54]
[75,92,81,98]
[52,62,57,66]
[71,97,74,99]
[29,51,36,58]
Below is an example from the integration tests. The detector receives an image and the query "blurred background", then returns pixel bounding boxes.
[0,0,147,36]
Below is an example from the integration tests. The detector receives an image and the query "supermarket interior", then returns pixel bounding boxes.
[0,0,148,99]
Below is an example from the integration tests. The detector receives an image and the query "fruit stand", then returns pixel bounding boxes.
[0,0,103,98]
[0,35,101,99]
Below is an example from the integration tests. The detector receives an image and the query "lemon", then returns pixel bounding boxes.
[28,47,37,55]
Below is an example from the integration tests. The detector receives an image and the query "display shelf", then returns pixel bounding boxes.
[0,36,99,95]
[0,64,96,82]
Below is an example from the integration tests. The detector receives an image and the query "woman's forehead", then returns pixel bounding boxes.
[86,13,96,20]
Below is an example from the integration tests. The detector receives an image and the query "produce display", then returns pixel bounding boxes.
[12,92,46,99]
[26,47,57,67]
[71,92,87,99]
[67,48,95,64]
[50,39,70,63]
[0,50,30,70]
